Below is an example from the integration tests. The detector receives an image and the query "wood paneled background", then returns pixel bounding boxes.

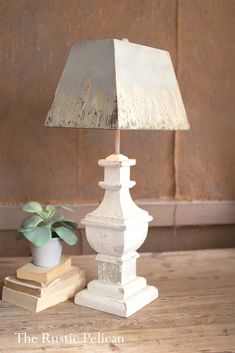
[0,0,234,255]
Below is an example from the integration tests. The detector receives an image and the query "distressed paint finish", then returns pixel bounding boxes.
[0,0,177,204]
[45,40,117,129]
[1,250,235,351]
[45,39,190,130]
[75,153,158,317]
[114,40,189,130]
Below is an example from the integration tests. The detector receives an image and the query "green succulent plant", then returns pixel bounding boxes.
[18,201,78,247]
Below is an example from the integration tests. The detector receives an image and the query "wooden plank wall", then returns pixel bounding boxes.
[0,0,234,255]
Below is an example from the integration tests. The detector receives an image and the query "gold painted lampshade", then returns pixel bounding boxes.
[45,39,189,131]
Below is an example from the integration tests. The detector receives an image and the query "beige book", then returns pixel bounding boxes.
[5,266,85,297]
[14,277,58,288]
[2,268,86,313]
[16,255,71,285]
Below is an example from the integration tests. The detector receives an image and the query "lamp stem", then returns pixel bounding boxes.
[114,129,121,154]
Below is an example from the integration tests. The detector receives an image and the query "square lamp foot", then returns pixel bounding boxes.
[75,277,158,317]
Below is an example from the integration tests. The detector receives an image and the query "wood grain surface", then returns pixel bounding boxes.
[0,249,235,352]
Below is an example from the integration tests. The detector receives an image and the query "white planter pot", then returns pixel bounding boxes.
[31,238,62,267]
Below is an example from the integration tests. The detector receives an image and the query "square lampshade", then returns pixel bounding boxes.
[45,39,190,130]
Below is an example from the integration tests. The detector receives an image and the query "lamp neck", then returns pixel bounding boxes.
[114,129,121,154]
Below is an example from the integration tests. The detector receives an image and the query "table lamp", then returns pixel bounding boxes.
[45,39,190,317]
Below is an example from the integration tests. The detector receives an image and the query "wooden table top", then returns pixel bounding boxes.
[0,249,234,353]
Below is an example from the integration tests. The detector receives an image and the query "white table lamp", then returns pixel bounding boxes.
[45,39,190,317]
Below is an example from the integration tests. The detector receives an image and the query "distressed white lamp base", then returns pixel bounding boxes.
[75,153,158,317]
[75,279,158,318]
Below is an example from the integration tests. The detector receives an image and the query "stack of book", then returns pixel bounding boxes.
[2,255,85,313]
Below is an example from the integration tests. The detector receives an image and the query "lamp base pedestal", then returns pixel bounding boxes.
[75,278,158,317]
[74,154,158,317]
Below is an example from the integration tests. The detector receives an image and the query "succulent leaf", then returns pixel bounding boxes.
[54,226,77,245]
[45,205,56,219]
[60,218,78,228]
[16,232,24,241]
[21,227,37,243]
[33,225,52,246]
[20,202,78,246]
[60,205,74,212]
[22,201,42,213]
[47,215,65,227]
[21,225,52,247]
[21,214,43,228]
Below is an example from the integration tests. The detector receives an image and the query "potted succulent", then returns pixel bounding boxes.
[18,201,78,267]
